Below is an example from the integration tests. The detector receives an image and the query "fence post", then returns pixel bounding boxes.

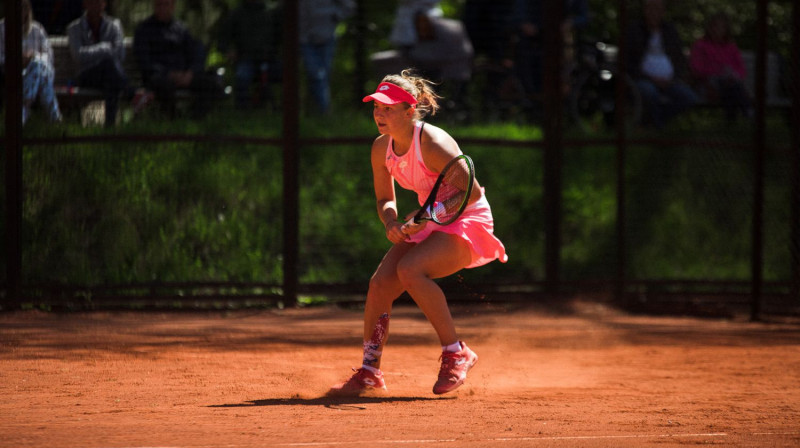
[282,0,300,306]
[352,0,367,104]
[542,0,564,294]
[750,0,768,321]
[792,0,800,300]
[614,0,629,303]
[4,0,23,308]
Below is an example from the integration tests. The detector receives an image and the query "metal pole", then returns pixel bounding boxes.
[750,0,768,321]
[791,0,800,300]
[353,0,367,103]
[543,0,564,294]
[282,0,300,305]
[614,0,628,303]
[4,0,23,307]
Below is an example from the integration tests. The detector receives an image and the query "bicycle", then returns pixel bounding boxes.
[567,39,643,132]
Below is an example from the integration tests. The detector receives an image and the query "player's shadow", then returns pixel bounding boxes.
[210,395,454,409]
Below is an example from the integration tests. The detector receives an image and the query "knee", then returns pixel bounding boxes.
[27,58,53,79]
[368,269,394,296]
[394,258,423,289]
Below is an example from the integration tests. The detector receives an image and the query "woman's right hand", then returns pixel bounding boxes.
[385,220,409,244]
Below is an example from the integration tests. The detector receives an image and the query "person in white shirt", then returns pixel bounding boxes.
[624,0,698,128]
[67,0,128,127]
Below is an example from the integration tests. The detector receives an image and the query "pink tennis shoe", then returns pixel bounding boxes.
[327,367,387,397]
[433,342,478,395]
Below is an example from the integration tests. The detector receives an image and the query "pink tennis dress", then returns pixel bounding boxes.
[385,121,508,268]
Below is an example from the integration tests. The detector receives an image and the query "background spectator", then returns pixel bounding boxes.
[67,0,128,127]
[134,0,222,119]
[389,0,442,49]
[624,0,698,129]
[406,10,474,84]
[689,12,752,122]
[298,0,355,115]
[0,0,63,125]
[507,0,590,111]
[218,0,282,110]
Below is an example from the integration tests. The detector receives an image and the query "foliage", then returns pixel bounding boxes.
[2,0,795,291]
[5,106,794,289]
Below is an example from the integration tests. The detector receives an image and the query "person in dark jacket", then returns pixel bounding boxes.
[624,0,698,129]
[134,0,221,118]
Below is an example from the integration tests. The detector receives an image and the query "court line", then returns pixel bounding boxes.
[112,431,800,448]
[276,433,729,446]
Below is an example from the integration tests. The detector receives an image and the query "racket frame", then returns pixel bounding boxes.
[405,154,475,228]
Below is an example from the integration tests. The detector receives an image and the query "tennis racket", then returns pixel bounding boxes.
[402,154,475,232]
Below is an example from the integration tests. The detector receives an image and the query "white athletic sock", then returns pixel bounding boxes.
[443,341,462,353]
[361,364,380,374]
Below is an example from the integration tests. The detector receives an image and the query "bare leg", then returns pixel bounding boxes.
[396,232,472,346]
[330,234,472,395]
[362,242,413,369]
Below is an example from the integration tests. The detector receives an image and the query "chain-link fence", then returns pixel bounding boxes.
[2,0,798,317]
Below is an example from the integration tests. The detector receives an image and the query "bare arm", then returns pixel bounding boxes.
[418,124,483,207]
[371,135,407,244]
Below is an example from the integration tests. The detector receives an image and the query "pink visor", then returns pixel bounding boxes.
[362,82,418,106]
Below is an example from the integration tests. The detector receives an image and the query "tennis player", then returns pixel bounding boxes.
[328,69,508,396]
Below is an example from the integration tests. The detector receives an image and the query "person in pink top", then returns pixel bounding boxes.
[689,12,752,121]
[328,69,507,397]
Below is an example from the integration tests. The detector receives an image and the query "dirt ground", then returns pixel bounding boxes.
[2,300,799,448]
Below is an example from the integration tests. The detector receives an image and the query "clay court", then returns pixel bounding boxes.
[2,300,799,447]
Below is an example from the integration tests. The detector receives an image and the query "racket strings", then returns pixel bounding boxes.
[432,159,472,223]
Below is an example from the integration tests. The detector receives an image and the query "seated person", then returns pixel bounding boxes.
[406,10,474,84]
[625,0,698,129]
[0,0,63,125]
[134,0,222,118]
[67,0,128,127]
[372,10,473,112]
[218,0,282,110]
[389,0,442,48]
[689,12,752,121]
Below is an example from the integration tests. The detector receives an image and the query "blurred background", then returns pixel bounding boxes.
[1,0,797,318]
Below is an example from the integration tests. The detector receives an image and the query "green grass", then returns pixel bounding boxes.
[2,102,795,291]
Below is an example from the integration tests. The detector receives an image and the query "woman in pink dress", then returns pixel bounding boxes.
[689,12,752,121]
[329,69,507,397]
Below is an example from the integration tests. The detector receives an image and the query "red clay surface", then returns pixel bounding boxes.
[2,300,799,447]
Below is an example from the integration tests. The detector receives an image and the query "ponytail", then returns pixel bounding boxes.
[381,69,442,119]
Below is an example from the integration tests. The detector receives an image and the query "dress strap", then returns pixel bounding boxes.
[413,121,425,164]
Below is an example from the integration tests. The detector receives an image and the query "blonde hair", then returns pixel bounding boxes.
[381,69,441,119]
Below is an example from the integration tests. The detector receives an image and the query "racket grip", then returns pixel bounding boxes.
[400,216,415,233]
[401,204,429,233]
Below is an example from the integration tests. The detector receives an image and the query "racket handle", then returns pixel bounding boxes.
[400,216,415,233]
[401,204,430,233]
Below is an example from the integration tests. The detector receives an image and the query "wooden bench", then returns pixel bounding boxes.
[50,35,218,124]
